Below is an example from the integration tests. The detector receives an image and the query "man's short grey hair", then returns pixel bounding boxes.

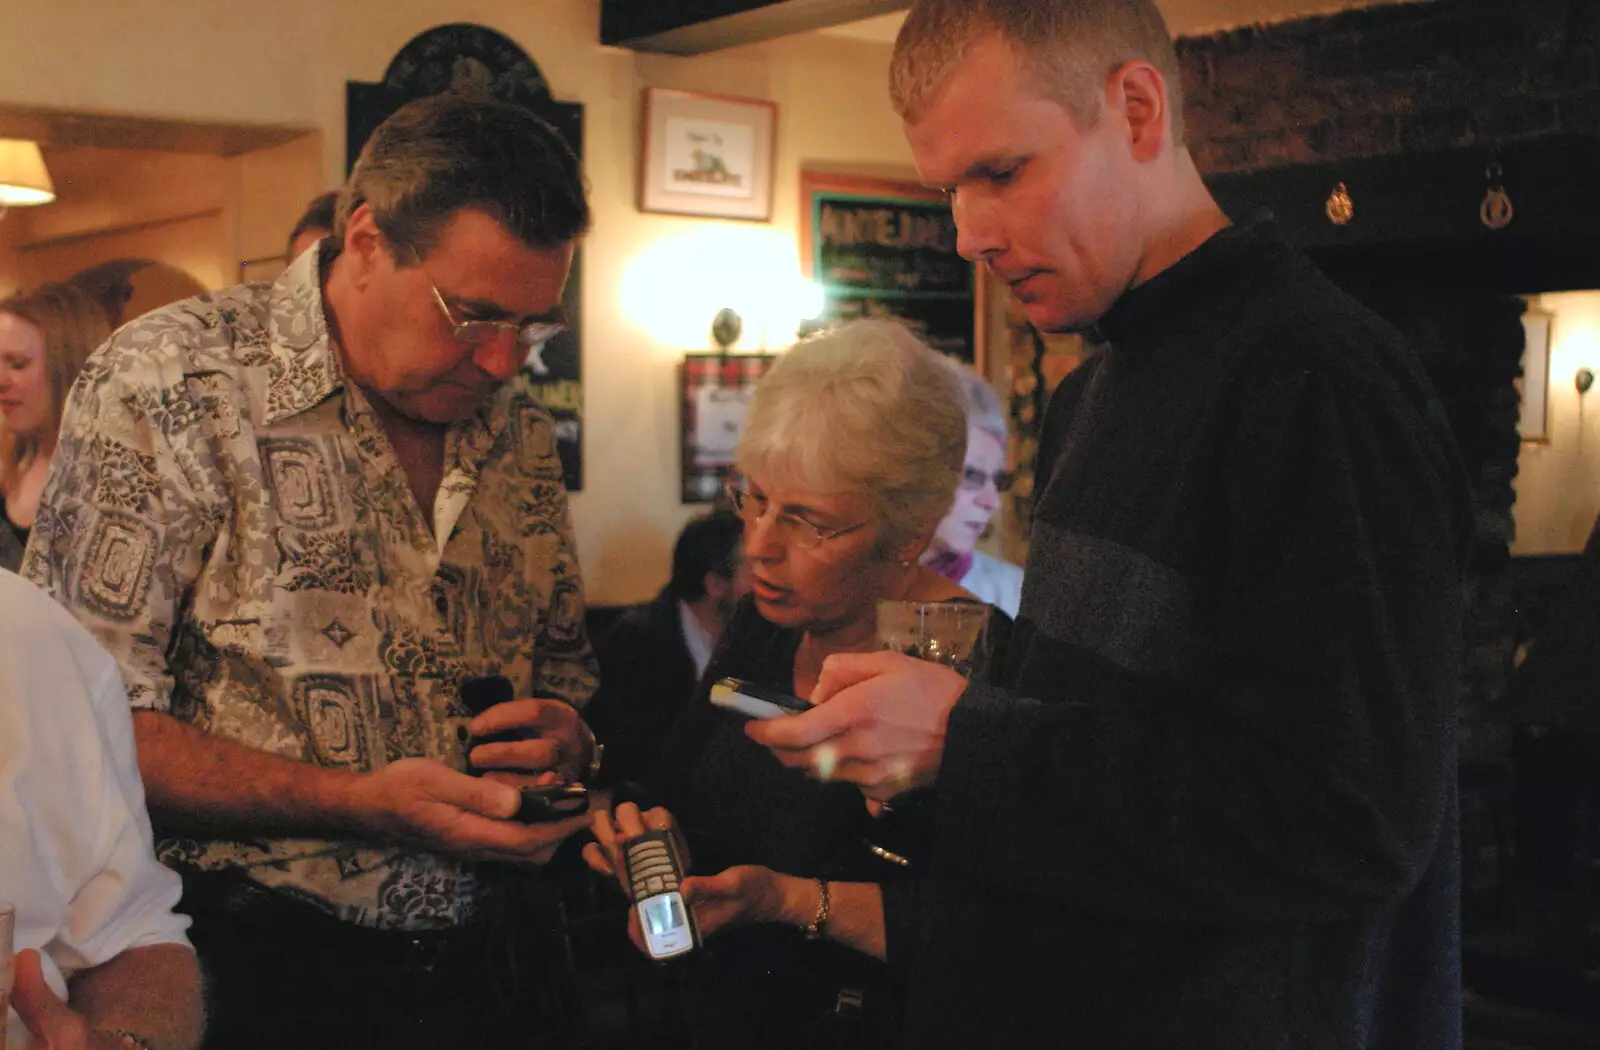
[939,356,1009,442]
[337,92,590,262]
[739,319,967,551]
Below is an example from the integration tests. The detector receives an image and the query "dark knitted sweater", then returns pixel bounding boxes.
[908,216,1469,1049]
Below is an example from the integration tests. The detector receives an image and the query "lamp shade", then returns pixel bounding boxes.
[0,140,55,206]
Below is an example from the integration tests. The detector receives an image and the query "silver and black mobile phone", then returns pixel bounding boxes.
[623,830,699,960]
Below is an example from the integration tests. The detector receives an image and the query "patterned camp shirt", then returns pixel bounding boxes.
[21,246,597,930]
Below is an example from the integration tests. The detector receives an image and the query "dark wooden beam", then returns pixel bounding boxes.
[601,0,908,54]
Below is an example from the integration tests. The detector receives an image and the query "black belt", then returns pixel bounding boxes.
[176,869,493,976]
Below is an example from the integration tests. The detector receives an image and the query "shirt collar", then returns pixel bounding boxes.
[261,243,517,442]
[1092,209,1284,352]
[677,600,717,679]
[263,241,345,424]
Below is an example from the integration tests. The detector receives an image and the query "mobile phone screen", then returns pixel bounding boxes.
[638,892,695,958]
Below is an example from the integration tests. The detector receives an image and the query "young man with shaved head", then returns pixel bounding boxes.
[749,2,1469,1046]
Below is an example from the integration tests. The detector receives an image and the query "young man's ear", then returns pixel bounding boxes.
[1109,61,1170,164]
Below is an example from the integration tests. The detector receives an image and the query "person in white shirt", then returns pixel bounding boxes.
[1,569,202,1050]
[920,359,1025,616]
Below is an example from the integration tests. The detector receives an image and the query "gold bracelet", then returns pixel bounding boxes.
[802,878,831,941]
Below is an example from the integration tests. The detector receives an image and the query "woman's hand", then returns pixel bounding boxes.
[583,801,687,885]
[681,865,808,938]
[581,804,816,951]
[583,801,690,955]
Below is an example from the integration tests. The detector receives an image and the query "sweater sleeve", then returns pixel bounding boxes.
[933,359,1465,926]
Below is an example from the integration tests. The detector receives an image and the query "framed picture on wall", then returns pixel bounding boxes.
[641,88,777,221]
[1519,308,1552,443]
[800,171,982,370]
[681,353,777,503]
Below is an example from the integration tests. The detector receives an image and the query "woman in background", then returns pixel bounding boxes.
[0,281,110,571]
[920,359,1025,616]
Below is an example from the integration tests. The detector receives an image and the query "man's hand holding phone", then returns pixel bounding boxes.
[346,758,590,864]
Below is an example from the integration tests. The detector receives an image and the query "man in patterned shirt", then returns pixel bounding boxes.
[23,93,600,1049]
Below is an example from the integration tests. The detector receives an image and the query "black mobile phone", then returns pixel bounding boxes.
[707,677,812,720]
[459,675,521,770]
[515,783,590,823]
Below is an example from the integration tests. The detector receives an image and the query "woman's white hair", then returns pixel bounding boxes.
[937,354,1009,441]
[738,319,967,550]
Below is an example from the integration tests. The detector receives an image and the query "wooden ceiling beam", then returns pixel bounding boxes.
[601,0,910,54]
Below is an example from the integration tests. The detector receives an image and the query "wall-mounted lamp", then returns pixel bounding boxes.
[711,308,743,356]
[621,227,825,353]
[1576,367,1594,395]
[0,139,56,218]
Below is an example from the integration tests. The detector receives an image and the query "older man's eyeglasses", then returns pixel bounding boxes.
[959,467,1016,493]
[724,483,868,550]
[423,270,568,351]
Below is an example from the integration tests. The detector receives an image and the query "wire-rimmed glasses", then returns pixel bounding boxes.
[422,271,568,351]
[723,483,869,550]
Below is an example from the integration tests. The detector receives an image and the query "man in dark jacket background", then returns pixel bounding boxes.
[588,508,747,784]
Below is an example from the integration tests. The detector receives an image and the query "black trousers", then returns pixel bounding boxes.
[178,871,571,1050]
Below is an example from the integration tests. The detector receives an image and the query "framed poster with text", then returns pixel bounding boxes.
[801,172,981,369]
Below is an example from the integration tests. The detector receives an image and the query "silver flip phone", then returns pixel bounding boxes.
[623,830,699,960]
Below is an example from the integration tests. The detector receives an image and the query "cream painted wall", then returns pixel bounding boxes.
[230,133,329,271]
[4,147,233,293]
[19,211,229,293]
[0,0,915,603]
[0,229,21,294]
[1514,292,1600,555]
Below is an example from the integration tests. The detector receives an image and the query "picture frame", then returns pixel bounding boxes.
[641,88,777,221]
[1519,309,1553,443]
[800,171,982,371]
[681,353,778,503]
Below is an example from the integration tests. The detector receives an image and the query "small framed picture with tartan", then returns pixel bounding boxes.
[681,353,776,503]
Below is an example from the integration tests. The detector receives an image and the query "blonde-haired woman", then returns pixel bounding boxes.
[0,282,110,571]
[587,320,1008,1049]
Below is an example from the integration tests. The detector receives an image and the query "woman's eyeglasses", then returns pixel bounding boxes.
[724,483,868,550]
